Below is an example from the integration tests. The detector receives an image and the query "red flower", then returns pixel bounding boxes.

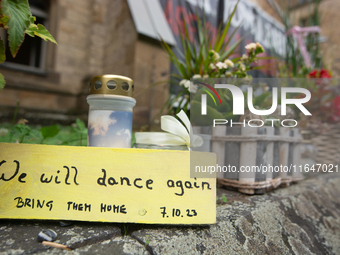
[320,68,332,78]
[309,69,332,78]
[309,70,318,78]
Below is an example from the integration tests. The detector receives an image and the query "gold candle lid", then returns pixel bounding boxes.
[89,74,134,97]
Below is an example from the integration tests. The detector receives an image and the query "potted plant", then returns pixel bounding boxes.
[160,1,267,117]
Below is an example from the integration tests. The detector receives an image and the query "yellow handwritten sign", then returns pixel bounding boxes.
[0,143,216,224]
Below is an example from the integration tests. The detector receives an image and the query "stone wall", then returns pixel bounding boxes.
[103,0,136,78]
[133,39,170,129]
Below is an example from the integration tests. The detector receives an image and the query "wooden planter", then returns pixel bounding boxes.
[193,126,304,195]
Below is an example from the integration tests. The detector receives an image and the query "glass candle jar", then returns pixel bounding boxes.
[87,75,136,148]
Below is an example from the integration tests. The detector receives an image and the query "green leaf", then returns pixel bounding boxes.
[0,39,5,63]
[13,123,30,134]
[178,61,189,79]
[25,24,35,37]
[214,0,239,52]
[2,0,31,57]
[220,35,245,60]
[76,118,86,130]
[29,15,36,23]
[0,14,9,27]
[160,37,185,77]
[40,125,60,140]
[25,16,36,36]
[13,123,31,143]
[25,23,57,44]
[0,73,5,91]
[221,23,242,54]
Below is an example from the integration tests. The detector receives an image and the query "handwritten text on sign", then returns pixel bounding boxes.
[0,143,216,224]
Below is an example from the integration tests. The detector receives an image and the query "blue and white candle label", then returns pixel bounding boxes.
[88,110,132,148]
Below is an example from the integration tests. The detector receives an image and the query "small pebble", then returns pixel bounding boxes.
[59,221,74,227]
[37,229,57,242]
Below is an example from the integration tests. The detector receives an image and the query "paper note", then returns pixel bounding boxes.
[0,143,216,224]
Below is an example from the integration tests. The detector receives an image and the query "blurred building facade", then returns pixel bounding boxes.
[253,0,340,76]
[283,0,340,76]
[0,0,172,128]
[0,0,337,128]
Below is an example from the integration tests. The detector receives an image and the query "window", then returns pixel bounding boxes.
[0,0,50,74]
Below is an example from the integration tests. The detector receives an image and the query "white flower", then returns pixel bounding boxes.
[203,74,209,78]
[209,63,216,69]
[213,52,220,61]
[225,71,232,77]
[179,79,186,86]
[209,50,220,61]
[189,84,198,93]
[192,74,202,79]
[216,62,227,69]
[179,79,191,89]
[240,63,246,71]
[180,79,196,92]
[224,59,234,68]
[241,54,248,60]
[245,42,256,51]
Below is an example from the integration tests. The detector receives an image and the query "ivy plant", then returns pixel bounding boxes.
[0,0,57,90]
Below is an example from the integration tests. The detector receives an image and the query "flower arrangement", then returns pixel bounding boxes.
[207,42,264,79]
[160,1,266,115]
[178,43,264,93]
